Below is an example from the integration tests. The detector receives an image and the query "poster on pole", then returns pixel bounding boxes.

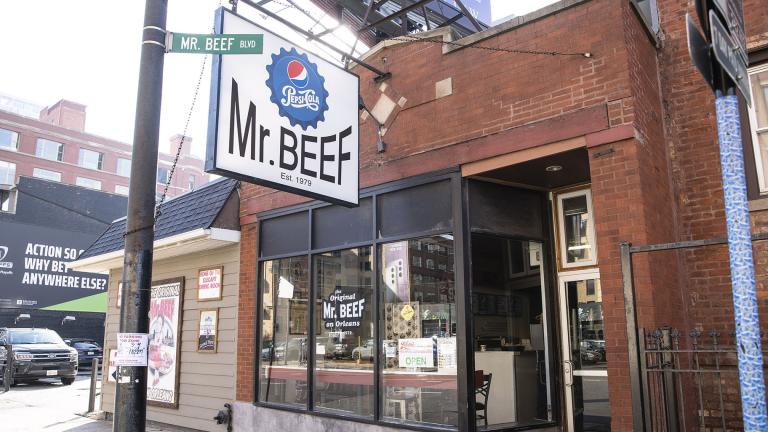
[115,333,148,366]
[147,277,184,408]
[206,7,360,207]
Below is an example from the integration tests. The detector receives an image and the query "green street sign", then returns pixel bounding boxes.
[168,32,263,54]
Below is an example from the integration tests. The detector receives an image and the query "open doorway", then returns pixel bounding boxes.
[470,234,552,430]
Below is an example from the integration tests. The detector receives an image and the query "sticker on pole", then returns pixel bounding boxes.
[205,7,359,207]
[115,333,149,367]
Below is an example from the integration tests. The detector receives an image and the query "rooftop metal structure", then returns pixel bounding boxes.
[237,0,499,80]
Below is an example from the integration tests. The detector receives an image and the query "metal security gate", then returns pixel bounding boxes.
[639,327,768,431]
[620,233,768,431]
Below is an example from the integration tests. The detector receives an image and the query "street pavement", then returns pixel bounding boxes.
[0,367,105,431]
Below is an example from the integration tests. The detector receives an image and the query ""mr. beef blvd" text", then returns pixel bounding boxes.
[228,78,352,186]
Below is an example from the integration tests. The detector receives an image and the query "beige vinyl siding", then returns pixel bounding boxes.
[100,244,239,431]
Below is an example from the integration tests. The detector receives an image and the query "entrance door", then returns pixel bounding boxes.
[558,270,610,432]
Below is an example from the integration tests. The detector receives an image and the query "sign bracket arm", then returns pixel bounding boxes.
[239,0,391,81]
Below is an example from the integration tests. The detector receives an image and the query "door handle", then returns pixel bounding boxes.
[563,360,574,386]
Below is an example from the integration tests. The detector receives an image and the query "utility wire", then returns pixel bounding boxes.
[386,34,592,58]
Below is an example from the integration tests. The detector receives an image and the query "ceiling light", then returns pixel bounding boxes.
[545,165,563,172]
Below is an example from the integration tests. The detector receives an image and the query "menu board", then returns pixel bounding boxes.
[437,337,457,370]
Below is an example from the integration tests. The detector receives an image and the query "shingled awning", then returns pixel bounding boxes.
[70,178,240,272]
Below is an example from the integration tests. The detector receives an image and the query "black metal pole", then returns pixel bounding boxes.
[114,1,167,431]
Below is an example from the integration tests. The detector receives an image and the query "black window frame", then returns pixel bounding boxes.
[255,169,470,432]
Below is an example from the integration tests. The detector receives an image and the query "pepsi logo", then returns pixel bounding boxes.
[287,60,309,89]
[266,47,329,130]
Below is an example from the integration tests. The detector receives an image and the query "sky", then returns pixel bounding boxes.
[0,0,556,158]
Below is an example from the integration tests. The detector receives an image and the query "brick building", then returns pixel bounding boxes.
[221,1,768,431]
[63,0,768,431]
[0,98,208,211]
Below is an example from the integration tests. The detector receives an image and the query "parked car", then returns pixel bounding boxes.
[64,338,103,367]
[351,339,375,361]
[0,328,78,385]
[580,340,606,362]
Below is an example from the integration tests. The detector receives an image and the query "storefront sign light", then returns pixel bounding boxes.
[206,8,359,206]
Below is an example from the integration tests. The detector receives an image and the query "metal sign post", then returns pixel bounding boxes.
[714,89,767,431]
[114,1,167,431]
[687,0,767,429]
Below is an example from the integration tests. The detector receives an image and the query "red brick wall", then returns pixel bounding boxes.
[236,223,258,402]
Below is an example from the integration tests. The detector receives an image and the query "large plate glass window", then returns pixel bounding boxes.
[380,235,457,428]
[259,256,310,408]
[313,247,374,418]
[0,128,19,151]
[556,189,597,269]
[748,63,768,194]
[35,138,64,161]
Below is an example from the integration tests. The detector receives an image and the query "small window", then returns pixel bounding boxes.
[0,188,15,212]
[78,148,104,170]
[115,185,129,196]
[0,128,19,151]
[631,0,660,35]
[35,138,64,161]
[116,158,131,177]
[157,166,169,184]
[33,168,61,182]
[586,279,596,296]
[76,177,101,190]
[188,174,196,190]
[556,188,598,269]
[748,64,768,195]
[426,258,435,270]
[412,255,422,267]
[0,161,16,185]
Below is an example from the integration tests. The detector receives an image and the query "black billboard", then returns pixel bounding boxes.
[0,220,108,312]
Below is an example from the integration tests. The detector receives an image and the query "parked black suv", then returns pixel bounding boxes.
[64,338,103,367]
[0,328,78,385]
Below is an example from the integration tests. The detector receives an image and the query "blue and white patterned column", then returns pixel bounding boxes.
[715,91,767,431]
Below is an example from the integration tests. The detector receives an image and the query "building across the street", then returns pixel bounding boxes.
[0,96,209,210]
[0,176,128,343]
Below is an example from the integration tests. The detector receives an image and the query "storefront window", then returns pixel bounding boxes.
[381,235,457,427]
[748,65,768,194]
[314,247,374,418]
[259,256,310,407]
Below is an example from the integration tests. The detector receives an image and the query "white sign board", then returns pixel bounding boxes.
[207,8,359,206]
[115,333,149,367]
[398,338,434,368]
[437,337,457,370]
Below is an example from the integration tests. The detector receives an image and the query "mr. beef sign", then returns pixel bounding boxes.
[206,8,359,206]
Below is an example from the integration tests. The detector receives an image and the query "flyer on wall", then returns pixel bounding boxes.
[147,278,184,408]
